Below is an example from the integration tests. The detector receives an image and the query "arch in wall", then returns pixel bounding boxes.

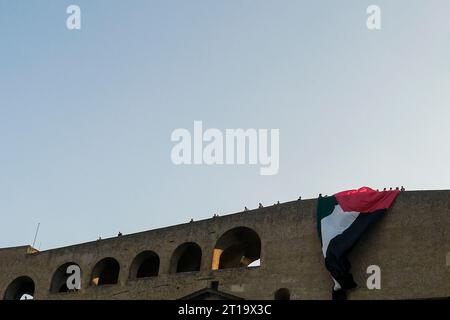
[90,257,120,286]
[170,242,202,273]
[50,262,81,293]
[274,288,291,300]
[3,276,35,300]
[212,227,261,270]
[129,251,160,279]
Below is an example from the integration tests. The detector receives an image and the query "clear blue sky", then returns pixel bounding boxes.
[1,1,449,250]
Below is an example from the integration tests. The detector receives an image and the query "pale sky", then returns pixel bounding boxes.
[1,1,449,250]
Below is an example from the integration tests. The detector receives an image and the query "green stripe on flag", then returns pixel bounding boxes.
[316,196,338,243]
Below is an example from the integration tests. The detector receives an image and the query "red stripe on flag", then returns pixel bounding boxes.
[335,187,400,213]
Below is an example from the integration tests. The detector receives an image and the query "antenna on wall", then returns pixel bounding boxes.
[32,223,40,248]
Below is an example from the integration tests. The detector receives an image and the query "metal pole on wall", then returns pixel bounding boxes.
[32,222,40,248]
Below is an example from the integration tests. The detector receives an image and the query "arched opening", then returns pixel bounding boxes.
[274,288,291,300]
[50,262,81,293]
[170,242,202,273]
[3,276,35,300]
[129,251,160,279]
[212,227,261,270]
[90,257,120,286]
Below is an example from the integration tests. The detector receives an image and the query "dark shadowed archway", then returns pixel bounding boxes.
[50,262,81,293]
[129,251,160,279]
[170,242,202,273]
[3,276,35,300]
[90,257,120,286]
[274,288,291,300]
[212,227,261,270]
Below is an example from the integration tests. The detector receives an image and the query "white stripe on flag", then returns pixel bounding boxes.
[321,205,359,257]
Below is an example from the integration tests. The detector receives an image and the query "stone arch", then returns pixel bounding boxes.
[129,251,160,279]
[50,262,81,293]
[3,276,35,300]
[170,242,202,273]
[212,226,261,270]
[90,257,120,286]
[274,288,291,300]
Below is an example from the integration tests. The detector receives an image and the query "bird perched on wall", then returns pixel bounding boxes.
[298,196,301,201]
[277,201,280,205]
[258,203,263,208]
[401,186,405,191]
[117,232,122,237]
[244,206,249,211]
[190,218,194,223]
[319,193,323,198]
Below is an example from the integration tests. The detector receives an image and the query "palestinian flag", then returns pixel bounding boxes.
[317,187,399,292]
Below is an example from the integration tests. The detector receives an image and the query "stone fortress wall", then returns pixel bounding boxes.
[1,190,449,300]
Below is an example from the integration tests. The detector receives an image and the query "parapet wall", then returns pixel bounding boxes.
[1,190,449,300]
